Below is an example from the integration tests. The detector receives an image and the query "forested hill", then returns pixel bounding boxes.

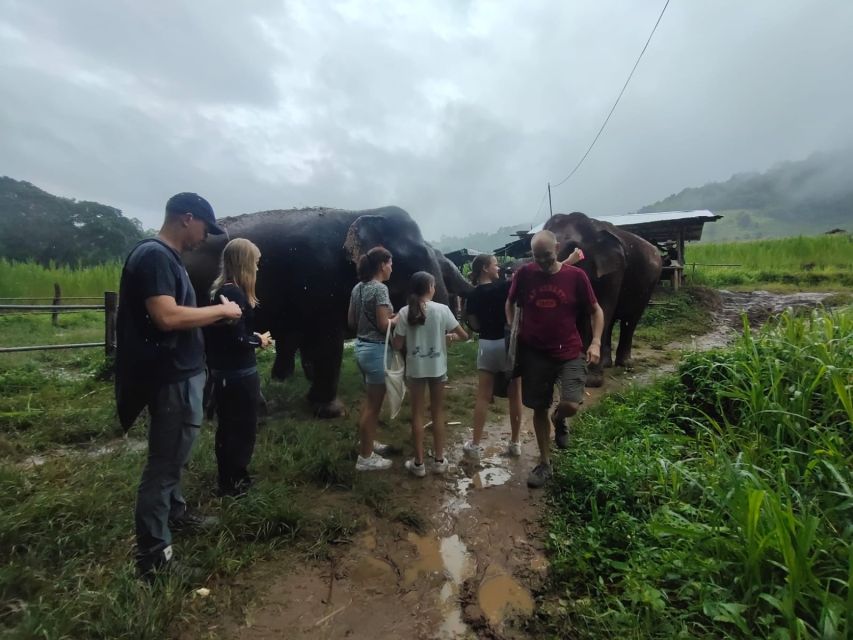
[0,177,144,266]
[639,148,853,241]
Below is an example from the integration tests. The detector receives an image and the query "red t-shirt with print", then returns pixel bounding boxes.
[507,262,598,360]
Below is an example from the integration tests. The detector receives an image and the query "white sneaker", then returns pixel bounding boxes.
[373,441,391,455]
[356,452,392,472]
[462,440,482,461]
[432,458,449,474]
[507,441,522,457]
[405,459,427,478]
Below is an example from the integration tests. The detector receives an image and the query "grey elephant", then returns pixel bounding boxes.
[184,206,472,417]
[543,212,662,387]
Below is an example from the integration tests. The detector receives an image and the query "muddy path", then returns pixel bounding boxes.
[192,290,837,640]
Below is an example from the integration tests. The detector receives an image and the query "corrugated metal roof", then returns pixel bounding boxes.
[528,209,719,233]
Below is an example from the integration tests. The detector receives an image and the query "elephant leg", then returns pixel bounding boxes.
[271,330,300,380]
[302,326,345,418]
[600,314,617,369]
[585,304,616,388]
[615,318,638,368]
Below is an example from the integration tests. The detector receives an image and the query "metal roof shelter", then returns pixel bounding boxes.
[493,210,722,263]
[442,247,488,268]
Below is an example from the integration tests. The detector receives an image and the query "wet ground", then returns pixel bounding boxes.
[205,289,838,640]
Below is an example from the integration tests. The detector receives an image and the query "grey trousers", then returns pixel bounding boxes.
[135,372,205,559]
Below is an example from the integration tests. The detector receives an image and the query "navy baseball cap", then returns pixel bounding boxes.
[165,192,225,235]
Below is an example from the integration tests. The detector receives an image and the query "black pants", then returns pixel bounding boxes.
[213,372,260,492]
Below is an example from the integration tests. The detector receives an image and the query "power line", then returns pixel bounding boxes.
[534,186,549,222]
[551,0,671,189]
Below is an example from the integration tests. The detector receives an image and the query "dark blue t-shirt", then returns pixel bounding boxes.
[116,239,205,384]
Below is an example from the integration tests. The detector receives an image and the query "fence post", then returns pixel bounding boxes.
[51,283,61,326]
[104,291,118,357]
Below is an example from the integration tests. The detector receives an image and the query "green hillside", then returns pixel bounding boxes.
[642,148,852,241]
[0,177,144,267]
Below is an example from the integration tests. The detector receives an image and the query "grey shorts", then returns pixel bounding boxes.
[476,338,508,373]
[517,344,587,410]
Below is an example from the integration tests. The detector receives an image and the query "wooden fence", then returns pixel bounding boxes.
[0,290,117,355]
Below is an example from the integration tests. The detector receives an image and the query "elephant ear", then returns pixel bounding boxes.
[343,215,386,264]
[590,229,626,278]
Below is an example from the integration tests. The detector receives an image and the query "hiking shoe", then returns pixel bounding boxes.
[526,463,553,488]
[405,459,427,478]
[432,458,449,474]
[356,452,392,472]
[507,441,522,457]
[552,410,570,450]
[169,509,218,532]
[136,545,201,583]
[218,477,252,499]
[373,441,392,455]
[462,440,483,461]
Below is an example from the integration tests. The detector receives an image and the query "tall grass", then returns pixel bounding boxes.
[687,234,852,288]
[540,307,852,639]
[0,259,122,299]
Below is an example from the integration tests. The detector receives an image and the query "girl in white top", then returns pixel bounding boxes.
[393,271,468,477]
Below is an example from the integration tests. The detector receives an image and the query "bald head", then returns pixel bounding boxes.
[531,230,557,252]
[531,230,559,272]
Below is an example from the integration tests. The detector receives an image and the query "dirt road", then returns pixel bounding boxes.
[199,290,836,639]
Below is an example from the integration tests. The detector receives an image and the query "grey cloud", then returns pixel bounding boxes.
[1,0,852,242]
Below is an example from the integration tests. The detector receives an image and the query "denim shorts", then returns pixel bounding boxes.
[355,339,386,385]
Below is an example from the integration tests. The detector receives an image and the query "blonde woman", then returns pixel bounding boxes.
[204,238,271,497]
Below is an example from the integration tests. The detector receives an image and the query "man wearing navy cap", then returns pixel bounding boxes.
[116,192,242,580]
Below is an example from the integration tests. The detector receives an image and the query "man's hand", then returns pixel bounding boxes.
[219,295,243,321]
[586,341,601,365]
[566,248,584,265]
[255,331,272,348]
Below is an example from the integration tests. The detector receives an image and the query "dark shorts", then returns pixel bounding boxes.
[516,344,587,410]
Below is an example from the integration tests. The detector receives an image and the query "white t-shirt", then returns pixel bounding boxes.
[394,300,460,379]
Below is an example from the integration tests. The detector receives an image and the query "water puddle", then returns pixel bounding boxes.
[472,467,512,489]
[402,532,476,638]
[477,564,535,626]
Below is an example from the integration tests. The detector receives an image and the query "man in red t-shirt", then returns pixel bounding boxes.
[506,230,604,488]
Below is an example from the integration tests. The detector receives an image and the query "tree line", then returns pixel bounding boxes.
[0,177,145,267]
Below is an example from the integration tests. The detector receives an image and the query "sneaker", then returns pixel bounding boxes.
[356,452,393,472]
[552,410,570,450]
[405,459,427,478]
[136,545,201,583]
[169,508,219,532]
[432,458,449,474]
[507,441,522,457]
[373,441,392,455]
[462,440,482,461]
[526,462,553,488]
[218,477,252,499]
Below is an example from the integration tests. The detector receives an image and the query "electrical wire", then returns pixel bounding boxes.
[551,0,671,189]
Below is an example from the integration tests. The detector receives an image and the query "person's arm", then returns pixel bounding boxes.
[587,303,604,365]
[505,268,521,325]
[376,304,394,333]
[146,294,241,332]
[465,311,481,333]
[447,323,468,344]
[392,308,407,351]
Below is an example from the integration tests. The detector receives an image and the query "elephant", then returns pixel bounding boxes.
[184,206,473,417]
[543,211,662,387]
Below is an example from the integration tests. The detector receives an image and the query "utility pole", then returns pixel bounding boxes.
[547,182,553,219]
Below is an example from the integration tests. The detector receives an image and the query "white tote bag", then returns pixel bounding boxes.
[384,323,406,419]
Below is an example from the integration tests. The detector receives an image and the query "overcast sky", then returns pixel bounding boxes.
[2,0,852,241]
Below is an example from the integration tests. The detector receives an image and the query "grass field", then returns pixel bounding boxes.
[0,309,482,639]
[687,234,852,288]
[537,307,852,638]
[0,259,122,300]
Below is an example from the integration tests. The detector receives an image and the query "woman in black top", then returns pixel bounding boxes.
[205,238,271,496]
[462,254,523,461]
